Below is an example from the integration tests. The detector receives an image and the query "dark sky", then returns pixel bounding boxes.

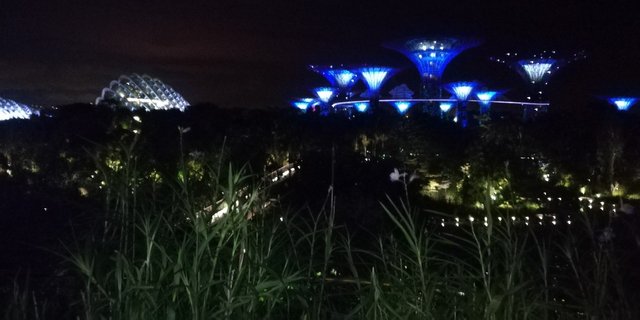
[1,0,639,108]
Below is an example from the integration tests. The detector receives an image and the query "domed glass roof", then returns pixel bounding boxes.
[95,74,189,111]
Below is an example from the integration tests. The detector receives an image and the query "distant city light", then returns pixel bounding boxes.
[446,82,476,101]
[392,101,412,114]
[354,102,369,112]
[439,102,453,112]
[608,97,637,111]
[357,67,394,94]
[0,97,38,121]
[314,87,337,103]
[518,59,556,83]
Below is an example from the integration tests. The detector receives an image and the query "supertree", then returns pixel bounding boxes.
[491,50,584,118]
[475,90,500,114]
[354,102,369,113]
[291,98,316,112]
[385,37,480,103]
[607,97,637,111]
[392,101,413,114]
[313,87,337,115]
[439,102,454,119]
[445,81,477,127]
[356,66,396,111]
[309,65,359,99]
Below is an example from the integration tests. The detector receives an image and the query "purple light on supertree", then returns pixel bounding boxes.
[608,97,637,111]
[313,87,337,103]
[392,101,413,114]
[356,67,395,97]
[445,82,477,101]
[384,37,480,97]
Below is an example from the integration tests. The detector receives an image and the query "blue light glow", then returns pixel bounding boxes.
[0,97,38,121]
[327,70,358,89]
[292,98,314,111]
[476,91,498,105]
[313,87,337,103]
[357,67,394,94]
[608,97,637,111]
[354,102,369,112]
[517,59,556,83]
[386,37,479,81]
[446,82,477,101]
[392,101,412,114]
[439,102,453,112]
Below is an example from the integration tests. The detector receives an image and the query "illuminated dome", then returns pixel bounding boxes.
[95,74,189,111]
[0,97,38,121]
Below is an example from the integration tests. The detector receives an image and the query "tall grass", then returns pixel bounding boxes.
[20,138,636,319]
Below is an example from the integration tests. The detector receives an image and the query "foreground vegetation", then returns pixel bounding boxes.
[1,103,640,318]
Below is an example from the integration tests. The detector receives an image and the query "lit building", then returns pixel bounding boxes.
[0,97,38,121]
[95,74,189,111]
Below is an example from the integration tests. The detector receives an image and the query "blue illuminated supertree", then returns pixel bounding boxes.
[475,90,500,114]
[392,101,413,114]
[291,98,316,112]
[439,102,453,119]
[385,37,480,101]
[607,97,637,111]
[356,66,395,111]
[309,65,359,99]
[445,81,477,127]
[313,87,337,115]
[354,102,369,113]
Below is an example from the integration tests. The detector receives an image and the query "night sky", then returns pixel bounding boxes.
[2,0,639,109]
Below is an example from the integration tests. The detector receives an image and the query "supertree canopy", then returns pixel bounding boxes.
[608,97,637,111]
[475,90,500,113]
[95,74,189,111]
[309,65,359,90]
[445,82,477,101]
[292,98,315,111]
[313,87,337,103]
[517,59,557,84]
[0,97,38,121]
[385,37,480,84]
[357,67,395,96]
[392,101,413,114]
[439,102,453,112]
[354,102,369,112]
